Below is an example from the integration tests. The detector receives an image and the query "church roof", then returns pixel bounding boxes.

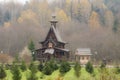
[51,25,66,43]
[40,16,66,44]
[55,47,69,52]
[44,48,54,54]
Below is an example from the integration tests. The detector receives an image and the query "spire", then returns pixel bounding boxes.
[50,15,58,28]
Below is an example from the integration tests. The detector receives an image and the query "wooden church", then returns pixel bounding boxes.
[35,16,69,62]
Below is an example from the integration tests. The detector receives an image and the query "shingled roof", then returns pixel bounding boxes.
[51,25,66,43]
[75,48,92,55]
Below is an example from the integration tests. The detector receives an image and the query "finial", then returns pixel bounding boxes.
[50,14,58,28]
[52,14,56,19]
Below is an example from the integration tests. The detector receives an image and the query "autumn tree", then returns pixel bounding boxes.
[104,10,114,27]
[57,9,70,22]
[89,11,101,30]
[77,0,92,22]
[0,53,13,64]
[19,47,32,63]
[17,9,39,26]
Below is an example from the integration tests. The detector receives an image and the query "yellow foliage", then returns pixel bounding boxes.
[102,3,107,9]
[89,11,100,30]
[66,0,71,4]
[19,46,32,63]
[0,53,13,63]
[4,22,11,28]
[17,9,38,25]
[57,9,69,22]
[79,0,91,13]
[104,10,114,27]
[80,0,90,6]
[92,0,106,9]
[17,17,23,23]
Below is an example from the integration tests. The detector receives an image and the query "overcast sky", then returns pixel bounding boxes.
[0,0,30,4]
[0,0,53,4]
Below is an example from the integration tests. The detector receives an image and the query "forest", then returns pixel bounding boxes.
[0,0,120,63]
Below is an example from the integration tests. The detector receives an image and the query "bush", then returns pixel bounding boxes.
[20,60,27,72]
[100,62,106,69]
[59,61,71,74]
[74,62,81,77]
[85,61,94,74]
[0,65,6,79]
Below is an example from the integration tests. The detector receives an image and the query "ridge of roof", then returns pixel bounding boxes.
[75,48,92,55]
[51,25,66,43]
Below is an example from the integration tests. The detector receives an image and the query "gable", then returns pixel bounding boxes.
[43,26,66,44]
[45,26,57,42]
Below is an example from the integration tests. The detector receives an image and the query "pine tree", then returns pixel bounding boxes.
[43,62,53,75]
[28,40,35,52]
[38,63,44,72]
[28,40,35,61]
[100,62,106,69]
[12,66,21,80]
[0,66,6,80]
[43,64,52,75]
[74,62,81,77]
[29,61,37,73]
[27,72,38,80]
[49,59,58,71]
[115,66,120,74]
[20,60,27,72]
[59,61,71,74]
[42,59,58,75]
[85,61,94,74]
[27,61,38,80]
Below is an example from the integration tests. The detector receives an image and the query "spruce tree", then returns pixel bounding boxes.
[59,61,71,74]
[28,40,35,61]
[27,62,38,80]
[20,60,27,72]
[74,62,81,77]
[43,62,53,75]
[38,63,44,72]
[29,62,37,73]
[0,66,6,80]
[115,66,120,74]
[12,66,21,80]
[85,61,94,74]
[27,72,38,80]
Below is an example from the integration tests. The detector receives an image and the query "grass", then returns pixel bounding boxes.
[4,67,120,80]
